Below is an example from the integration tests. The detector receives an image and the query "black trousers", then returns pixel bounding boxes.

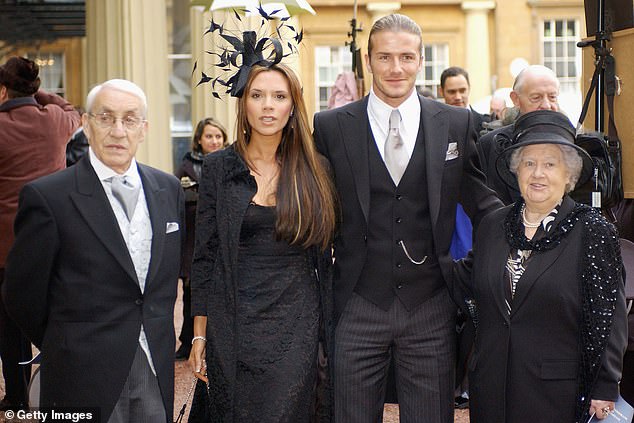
[0,268,32,404]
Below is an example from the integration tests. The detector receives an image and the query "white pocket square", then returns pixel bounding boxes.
[166,222,179,233]
[445,142,459,161]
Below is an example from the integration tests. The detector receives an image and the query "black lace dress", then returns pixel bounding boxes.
[234,202,319,422]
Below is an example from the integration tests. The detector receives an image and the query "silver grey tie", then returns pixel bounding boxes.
[384,109,408,184]
[110,175,139,220]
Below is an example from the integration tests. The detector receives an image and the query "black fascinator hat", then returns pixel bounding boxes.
[194,7,303,98]
[495,110,594,190]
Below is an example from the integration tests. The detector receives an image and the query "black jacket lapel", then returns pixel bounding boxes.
[140,165,167,288]
[421,97,448,228]
[339,98,371,223]
[69,158,139,284]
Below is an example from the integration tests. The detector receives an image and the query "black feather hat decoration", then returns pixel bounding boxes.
[194,6,303,98]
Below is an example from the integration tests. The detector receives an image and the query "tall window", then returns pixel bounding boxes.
[167,0,192,170]
[542,19,581,94]
[315,46,353,111]
[417,43,448,97]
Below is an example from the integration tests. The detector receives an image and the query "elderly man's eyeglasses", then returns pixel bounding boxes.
[88,113,146,131]
[521,94,558,105]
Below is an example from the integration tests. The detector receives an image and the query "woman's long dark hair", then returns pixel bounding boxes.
[234,64,336,250]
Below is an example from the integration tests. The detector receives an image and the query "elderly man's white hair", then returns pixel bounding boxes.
[85,79,148,117]
[512,65,560,93]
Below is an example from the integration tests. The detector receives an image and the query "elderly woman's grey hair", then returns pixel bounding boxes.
[509,144,584,193]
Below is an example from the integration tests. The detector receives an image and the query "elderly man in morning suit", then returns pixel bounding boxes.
[4,79,184,422]
[313,14,502,423]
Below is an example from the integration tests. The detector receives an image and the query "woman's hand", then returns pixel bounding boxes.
[590,399,616,420]
[189,337,208,383]
[189,316,209,383]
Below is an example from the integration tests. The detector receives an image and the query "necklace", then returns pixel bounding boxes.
[521,206,542,228]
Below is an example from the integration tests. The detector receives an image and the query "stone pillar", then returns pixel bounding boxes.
[85,0,172,171]
[462,1,495,102]
[366,2,401,23]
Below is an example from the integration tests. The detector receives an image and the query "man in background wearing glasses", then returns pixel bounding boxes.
[4,79,184,423]
[476,64,561,204]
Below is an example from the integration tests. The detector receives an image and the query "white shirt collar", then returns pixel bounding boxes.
[368,87,420,132]
[89,147,141,186]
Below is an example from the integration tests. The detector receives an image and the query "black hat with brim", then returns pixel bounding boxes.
[495,110,594,190]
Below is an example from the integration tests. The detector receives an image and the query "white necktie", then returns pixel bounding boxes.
[110,175,139,220]
[384,109,408,184]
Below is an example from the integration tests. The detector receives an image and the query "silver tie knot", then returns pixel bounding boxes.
[110,175,139,220]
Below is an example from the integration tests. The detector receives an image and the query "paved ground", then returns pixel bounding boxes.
[0,282,470,422]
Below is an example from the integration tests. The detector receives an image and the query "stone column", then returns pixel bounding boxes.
[462,1,495,102]
[85,0,172,171]
[366,2,401,23]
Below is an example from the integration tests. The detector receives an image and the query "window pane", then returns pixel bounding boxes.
[567,41,576,56]
[556,42,564,56]
[316,47,329,63]
[320,87,329,102]
[330,47,339,63]
[544,21,551,37]
[556,21,563,37]
[544,42,552,57]
[566,20,575,36]
[568,62,576,76]
[27,53,65,96]
[556,62,565,75]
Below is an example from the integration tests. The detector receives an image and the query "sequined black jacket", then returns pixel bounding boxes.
[466,196,628,423]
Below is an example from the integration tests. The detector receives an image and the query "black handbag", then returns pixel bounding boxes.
[570,131,622,210]
[572,53,623,212]
[174,377,209,423]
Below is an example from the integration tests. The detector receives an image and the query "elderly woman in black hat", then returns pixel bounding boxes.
[458,110,628,423]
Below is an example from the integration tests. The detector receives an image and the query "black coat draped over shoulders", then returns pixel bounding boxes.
[190,146,334,422]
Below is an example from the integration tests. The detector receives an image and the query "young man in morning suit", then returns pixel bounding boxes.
[312,14,502,423]
[3,79,184,423]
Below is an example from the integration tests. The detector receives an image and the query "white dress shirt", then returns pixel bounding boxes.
[367,87,421,162]
[89,147,156,375]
